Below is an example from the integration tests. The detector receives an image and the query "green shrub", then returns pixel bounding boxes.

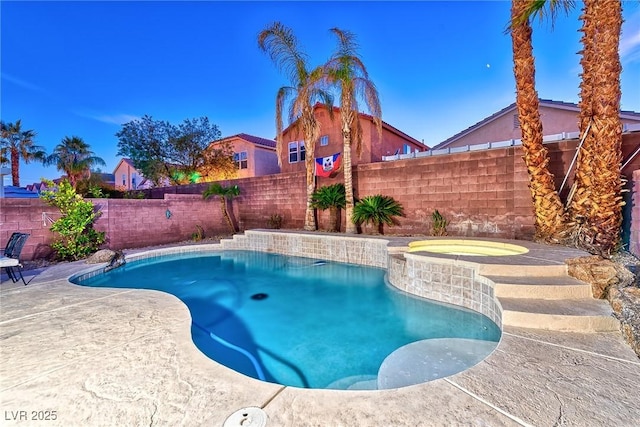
[431,210,449,236]
[311,183,346,232]
[267,213,283,229]
[352,194,404,235]
[40,180,106,260]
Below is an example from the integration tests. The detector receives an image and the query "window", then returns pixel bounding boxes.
[288,141,305,163]
[513,114,520,129]
[122,174,126,186]
[320,135,329,146]
[234,151,248,169]
[131,174,137,189]
[403,144,411,154]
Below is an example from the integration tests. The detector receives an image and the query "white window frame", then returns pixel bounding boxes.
[320,135,329,146]
[234,151,248,169]
[288,141,305,163]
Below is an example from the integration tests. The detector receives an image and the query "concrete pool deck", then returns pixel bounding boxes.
[1,234,639,426]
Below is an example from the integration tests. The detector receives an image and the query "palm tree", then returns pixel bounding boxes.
[203,183,241,233]
[323,28,382,234]
[509,0,569,243]
[311,183,346,232]
[568,0,624,255]
[45,136,106,189]
[0,120,46,186]
[352,194,404,235]
[258,22,333,231]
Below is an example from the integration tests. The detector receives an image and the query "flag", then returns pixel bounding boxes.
[315,153,342,178]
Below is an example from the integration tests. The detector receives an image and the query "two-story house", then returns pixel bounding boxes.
[279,104,427,173]
[113,158,151,190]
[207,133,280,179]
[433,99,640,150]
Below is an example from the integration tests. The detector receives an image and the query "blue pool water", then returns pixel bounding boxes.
[73,250,501,389]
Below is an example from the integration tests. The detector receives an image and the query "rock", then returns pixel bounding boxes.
[86,249,117,264]
[566,256,626,299]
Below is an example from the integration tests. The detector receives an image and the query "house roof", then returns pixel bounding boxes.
[113,158,137,174]
[283,103,427,149]
[212,133,277,150]
[2,186,39,198]
[433,99,640,150]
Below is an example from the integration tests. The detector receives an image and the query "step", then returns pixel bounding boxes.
[499,297,620,332]
[477,263,568,277]
[486,275,592,299]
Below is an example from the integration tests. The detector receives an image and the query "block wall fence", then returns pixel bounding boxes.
[1,137,638,260]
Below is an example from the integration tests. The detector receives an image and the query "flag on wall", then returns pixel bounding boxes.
[315,153,342,178]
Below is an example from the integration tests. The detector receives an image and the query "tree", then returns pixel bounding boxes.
[568,0,624,255]
[116,115,231,186]
[258,22,333,231]
[352,194,404,235]
[509,0,569,243]
[311,183,346,232]
[203,183,241,234]
[0,120,46,186]
[199,140,238,182]
[45,136,106,189]
[323,28,382,234]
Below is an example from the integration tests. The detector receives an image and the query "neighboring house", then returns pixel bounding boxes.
[433,99,640,150]
[207,133,280,179]
[113,158,152,190]
[91,173,115,187]
[279,104,427,174]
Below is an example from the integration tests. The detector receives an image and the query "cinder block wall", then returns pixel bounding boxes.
[2,138,638,260]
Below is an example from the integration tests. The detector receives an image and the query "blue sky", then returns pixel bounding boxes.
[2,1,639,186]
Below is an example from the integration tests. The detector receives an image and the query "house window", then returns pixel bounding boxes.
[403,144,411,154]
[234,151,248,169]
[122,174,126,186]
[513,114,520,129]
[131,174,137,189]
[320,135,329,146]
[288,141,305,163]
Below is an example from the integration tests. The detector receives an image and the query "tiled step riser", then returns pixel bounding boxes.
[495,284,593,300]
[502,311,620,332]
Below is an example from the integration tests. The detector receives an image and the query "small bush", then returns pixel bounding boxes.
[352,195,404,235]
[267,213,283,229]
[40,180,106,261]
[191,225,204,242]
[431,210,449,236]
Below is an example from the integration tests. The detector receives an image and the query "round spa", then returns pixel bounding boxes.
[408,239,529,256]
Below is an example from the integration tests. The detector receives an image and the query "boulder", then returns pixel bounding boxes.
[566,256,626,299]
[86,249,117,264]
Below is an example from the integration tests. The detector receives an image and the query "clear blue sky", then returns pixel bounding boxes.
[2,1,639,186]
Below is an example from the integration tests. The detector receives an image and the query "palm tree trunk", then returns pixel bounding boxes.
[10,147,19,186]
[221,198,235,234]
[328,206,338,232]
[511,0,566,242]
[570,0,623,254]
[342,108,357,234]
[302,109,318,231]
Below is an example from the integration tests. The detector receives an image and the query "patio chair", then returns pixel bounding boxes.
[1,232,31,285]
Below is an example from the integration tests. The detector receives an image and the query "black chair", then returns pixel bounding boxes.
[1,232,31,285]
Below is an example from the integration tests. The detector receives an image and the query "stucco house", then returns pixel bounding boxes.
[113,158,152,190]
[279,104,427,174]
[433,99,640,150]
[207,133,280,179]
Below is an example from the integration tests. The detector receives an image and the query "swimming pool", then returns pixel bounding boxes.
[72,250,500,389]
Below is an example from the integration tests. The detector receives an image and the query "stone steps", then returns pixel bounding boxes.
[499,297,619,332]
[487,275,592,300]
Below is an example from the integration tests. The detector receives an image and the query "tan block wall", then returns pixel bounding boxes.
[632,169,640,258]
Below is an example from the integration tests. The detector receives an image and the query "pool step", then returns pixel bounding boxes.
[487,275,592,300]
[478,263,568,277]
[499,297,619,332]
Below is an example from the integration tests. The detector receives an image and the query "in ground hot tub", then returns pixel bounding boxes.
[408,239,529,256]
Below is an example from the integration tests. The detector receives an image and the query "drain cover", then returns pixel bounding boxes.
[251,293,268,300]
[223,407,267,427]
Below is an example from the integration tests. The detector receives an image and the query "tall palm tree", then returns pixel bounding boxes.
[323,28,382,234]
[0,120,46,186]
[258,22,333,231]
[509,0,569,243]
[46,136,106,189]
[569,0,624,254]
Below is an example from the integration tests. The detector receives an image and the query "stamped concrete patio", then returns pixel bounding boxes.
[1,234,639,426]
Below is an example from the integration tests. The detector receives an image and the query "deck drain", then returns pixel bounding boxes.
[223,407,267,427]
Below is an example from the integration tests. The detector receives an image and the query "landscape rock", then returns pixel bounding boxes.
[85,249,117,264]
[566,256,625,299]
